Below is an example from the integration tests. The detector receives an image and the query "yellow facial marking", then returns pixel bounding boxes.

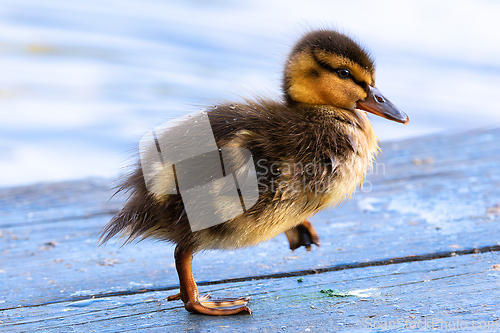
[314,51,373,86]
[286,50,374,109]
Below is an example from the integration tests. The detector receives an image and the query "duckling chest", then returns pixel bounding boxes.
[257,125,376,209]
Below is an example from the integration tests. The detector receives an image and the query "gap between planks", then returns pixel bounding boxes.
[2,243,499,312]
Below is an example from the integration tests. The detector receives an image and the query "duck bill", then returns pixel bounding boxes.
[356,86,409,125]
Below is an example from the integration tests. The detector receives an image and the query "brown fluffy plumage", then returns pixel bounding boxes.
[99,99,377,250]
[98,29,407,315]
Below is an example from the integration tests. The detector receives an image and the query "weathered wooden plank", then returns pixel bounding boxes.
[0,179,123,228]
[1,251,499,332]
[1,128,499,309]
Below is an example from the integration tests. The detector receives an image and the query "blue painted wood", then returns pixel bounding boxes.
[1,128,500,332]
[1,251,499,332]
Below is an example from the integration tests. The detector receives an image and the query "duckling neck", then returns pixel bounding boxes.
[287,102,376,138]
[292,103,379,203]
[285,102,380,178]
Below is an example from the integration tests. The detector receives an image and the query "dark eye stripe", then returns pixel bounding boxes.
[311,51,337,73]
[350,76,369,93]
[311,52,369,94]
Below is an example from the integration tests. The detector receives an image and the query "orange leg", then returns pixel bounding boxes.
[284,220,320,251]
[166,244,251,315]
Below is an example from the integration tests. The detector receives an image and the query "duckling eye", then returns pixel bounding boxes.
[337,69,351,79]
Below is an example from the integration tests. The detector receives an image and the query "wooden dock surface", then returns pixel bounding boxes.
[1,128,500,332]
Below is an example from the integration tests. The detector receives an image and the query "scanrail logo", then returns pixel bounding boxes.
[363,317,499,331]
[139,110,259,232]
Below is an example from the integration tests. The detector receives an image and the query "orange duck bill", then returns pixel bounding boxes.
[356,86,409,125]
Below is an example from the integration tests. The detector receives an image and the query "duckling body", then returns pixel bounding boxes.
[200,100,378,250]
[99,29,408,315]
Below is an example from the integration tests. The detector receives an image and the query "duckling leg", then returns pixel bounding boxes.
[284,220,320,251]
[168,244,252,315]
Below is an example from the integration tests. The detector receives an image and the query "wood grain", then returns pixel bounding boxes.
[1,128,500,332]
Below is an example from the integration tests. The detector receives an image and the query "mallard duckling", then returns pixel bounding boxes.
[99,29,408,316]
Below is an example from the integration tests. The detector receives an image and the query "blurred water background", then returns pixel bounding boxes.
[1,0,500,188]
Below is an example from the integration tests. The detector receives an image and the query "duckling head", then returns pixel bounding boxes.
[283,30,408,124]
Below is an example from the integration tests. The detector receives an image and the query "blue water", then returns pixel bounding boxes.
[1,0,500,187]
